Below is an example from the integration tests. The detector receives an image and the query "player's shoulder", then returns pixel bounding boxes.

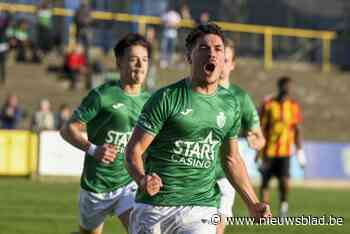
[92,80,119,95]
[227,84,246,95]
[151,78,187,98]
[288,97,300,105]
[288,98,301,109]
[217,85,241,109]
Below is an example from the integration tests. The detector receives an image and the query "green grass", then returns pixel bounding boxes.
[0,178,348,234]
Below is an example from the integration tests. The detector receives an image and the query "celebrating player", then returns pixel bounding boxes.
[60,33,151,234]
[125,23,271,234]
[215,39,266,234]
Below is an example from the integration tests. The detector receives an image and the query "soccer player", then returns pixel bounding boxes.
[215,39,266,234]
[59,33,151,234]
[125,23,271,234]
[258,76,306,217]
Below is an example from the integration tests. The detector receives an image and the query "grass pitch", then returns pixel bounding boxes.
[0,178,348,234]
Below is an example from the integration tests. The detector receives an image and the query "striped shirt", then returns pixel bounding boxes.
[260,97,302,157]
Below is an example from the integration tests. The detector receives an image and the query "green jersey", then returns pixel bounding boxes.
[215,84,260,179]
[135,79,241,207]
[72,80,150,193]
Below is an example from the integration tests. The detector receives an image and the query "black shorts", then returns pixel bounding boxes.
[260,156,290,179]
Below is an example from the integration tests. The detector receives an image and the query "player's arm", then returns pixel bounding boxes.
[294,123,306,168]
[60,118,116,164]
[220,138,271,218]
[59,89,116,164]
[125,126,162,196]
[294,103,306,168]
[242,93,266,151]
[246,127,265,151]
[60,118,90,152]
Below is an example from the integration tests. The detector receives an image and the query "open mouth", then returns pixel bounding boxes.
[204,63,216,74]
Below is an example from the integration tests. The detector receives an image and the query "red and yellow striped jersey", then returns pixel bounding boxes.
[260,97,302,158]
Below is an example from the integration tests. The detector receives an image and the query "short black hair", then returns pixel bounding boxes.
[277,76,292,88]
[185,23,225,53]
[113,33,152,60]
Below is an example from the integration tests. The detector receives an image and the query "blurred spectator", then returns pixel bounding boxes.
[0,94,22,129]
[179,4,192,20]
[145,27,159,91]
[74,1,92,64]
[55,103,71,130]
[63,44,87,90]
[31,99,55,132]
[0,12,10,84]
[36,1,53,55]
[90,60,104,88]
[160,9,181,68]
[9,19,40,63]
[197,11,210,25]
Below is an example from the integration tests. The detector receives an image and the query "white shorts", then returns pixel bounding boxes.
[78,181,137,230]
[129,203,217,234]
[217,177,235,217]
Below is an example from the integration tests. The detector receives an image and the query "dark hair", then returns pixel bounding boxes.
[277,76,292,88]
[113,33,152,60]
[185,23,225,53]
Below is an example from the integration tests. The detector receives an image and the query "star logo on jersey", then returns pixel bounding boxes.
[112,103,124,110]
[216,112,226,129]
[180,109,193,115]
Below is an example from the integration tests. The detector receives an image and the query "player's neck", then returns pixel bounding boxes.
[277,93,290,101]
[219,77,230,89]
[188,77,218,95]
[120,80,141,96]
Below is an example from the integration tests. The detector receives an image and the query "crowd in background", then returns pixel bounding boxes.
[0,93,71,132]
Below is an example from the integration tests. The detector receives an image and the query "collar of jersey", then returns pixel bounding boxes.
[185,77,218,98]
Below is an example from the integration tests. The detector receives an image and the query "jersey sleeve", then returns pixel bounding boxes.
[226,97,242,139]
[241,93,260,131]
[259,101,269,130]
[293,102,302,124]
[72,89,102,123]
[136,90,172,136]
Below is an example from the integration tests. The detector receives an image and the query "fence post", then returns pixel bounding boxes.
[322,35,331,72]
[264,28,273,70]
[138,17,146,35]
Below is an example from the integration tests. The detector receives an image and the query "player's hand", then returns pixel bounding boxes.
[94,144,117,164]
[247,131,265,151]
[249,202,272,221]
[296,149,307,169]
[139,173,163,197]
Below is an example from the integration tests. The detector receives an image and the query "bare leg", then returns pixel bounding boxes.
[118,209,132,230]
[79,223,104,234]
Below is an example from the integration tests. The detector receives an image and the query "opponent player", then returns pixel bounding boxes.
[216,39,266,234]
[60,33,151,234]
[258,76,306,217]
[125,23,271,234]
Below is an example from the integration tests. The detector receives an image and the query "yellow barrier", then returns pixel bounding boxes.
[0,2,336,72]
[0,130,37,176]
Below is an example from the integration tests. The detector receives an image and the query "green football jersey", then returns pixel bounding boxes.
[215,84,260,179]
[135,79,241,207]
[72,80,150,193]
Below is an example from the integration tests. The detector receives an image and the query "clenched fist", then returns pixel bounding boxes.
[94,144,117,164]
[139,173,163,196]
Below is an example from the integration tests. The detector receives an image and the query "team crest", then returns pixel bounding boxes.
[216,112,226,129]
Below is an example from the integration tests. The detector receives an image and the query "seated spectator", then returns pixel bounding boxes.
[8,19,40,63]
[0,94,22,129]
[36,1,53,55]
[31,99,55,132]
[63,44,87,90]
[55,103,71,130]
